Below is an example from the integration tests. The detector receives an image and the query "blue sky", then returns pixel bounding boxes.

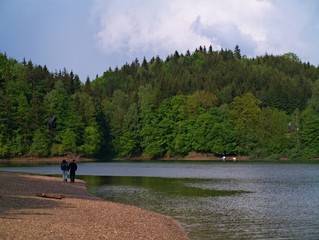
[1,0,318,82]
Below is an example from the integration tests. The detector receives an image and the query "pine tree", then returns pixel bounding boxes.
[234,45,241,59]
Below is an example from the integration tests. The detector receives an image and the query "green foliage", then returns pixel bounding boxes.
[60,128,78,153]
[1,48,319,160]
[50,143,65,156]
[79,124,102,156]
[283,52,301,63]
[0,132,10,157]
[300,107,319,157]
[308,80,319,114]
[116,102,141,157]
[234,45,241,59]
[256,108,290,154]
[29,129,51,157]
[43,80,70,137]
[230,92,261,154]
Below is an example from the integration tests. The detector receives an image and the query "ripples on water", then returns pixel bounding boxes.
[82,163,319,240]
[2,162,319,239]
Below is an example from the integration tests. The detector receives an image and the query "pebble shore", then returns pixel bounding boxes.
[0,172,189,240]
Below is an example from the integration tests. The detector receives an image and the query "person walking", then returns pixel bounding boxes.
[68,159,78,183]
[60,159,69,182]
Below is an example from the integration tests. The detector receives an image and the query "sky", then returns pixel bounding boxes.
[1,0,319,82]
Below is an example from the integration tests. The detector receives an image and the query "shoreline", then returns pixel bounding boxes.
[0,156,96,164]
[4,153,319,164]
[2,153,319,164]
[0,172,189,240]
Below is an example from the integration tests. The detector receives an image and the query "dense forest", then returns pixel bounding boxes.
[1,45,319,160]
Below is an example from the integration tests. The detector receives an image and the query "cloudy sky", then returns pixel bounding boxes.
[1,0,318,81]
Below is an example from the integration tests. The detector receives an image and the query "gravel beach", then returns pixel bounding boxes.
[0,172,189,240]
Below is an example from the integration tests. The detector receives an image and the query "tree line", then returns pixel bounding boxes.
[1,45,319,160]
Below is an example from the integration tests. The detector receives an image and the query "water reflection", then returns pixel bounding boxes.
[83,176,250,239]
[2,162,319,239]
[81,167,319,240]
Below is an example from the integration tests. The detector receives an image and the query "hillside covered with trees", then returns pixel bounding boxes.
[1,45,319,160]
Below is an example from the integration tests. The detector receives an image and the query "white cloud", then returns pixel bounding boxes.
[93,0,213,56]
[91,0,317,61]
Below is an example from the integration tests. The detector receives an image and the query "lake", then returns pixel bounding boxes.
[1,161,319,239]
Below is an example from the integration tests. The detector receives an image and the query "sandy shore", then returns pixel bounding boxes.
[0,172,189,240]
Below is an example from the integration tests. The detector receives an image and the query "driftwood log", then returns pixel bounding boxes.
[36,193,65,200]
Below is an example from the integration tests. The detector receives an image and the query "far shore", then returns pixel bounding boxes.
[1,152,319,165]
[0,156,95,164]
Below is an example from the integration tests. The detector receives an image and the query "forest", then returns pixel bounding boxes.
[1,45,319,160]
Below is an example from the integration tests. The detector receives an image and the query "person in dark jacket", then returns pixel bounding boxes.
[68,159,78,183]
[60,159,69,182]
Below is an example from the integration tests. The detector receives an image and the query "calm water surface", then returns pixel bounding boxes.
[1,161,319,239]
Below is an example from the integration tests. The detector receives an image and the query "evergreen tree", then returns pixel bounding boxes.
[234,45,241,59]
[1,48,319,160]
[300,107,319,157]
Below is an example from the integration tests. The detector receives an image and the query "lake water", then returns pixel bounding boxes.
[1,161,319,239]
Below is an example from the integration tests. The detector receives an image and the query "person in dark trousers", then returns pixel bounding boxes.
[68,159,78,183]
[60,159,69,182]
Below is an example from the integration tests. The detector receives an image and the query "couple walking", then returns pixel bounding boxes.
[61,159,77,182]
